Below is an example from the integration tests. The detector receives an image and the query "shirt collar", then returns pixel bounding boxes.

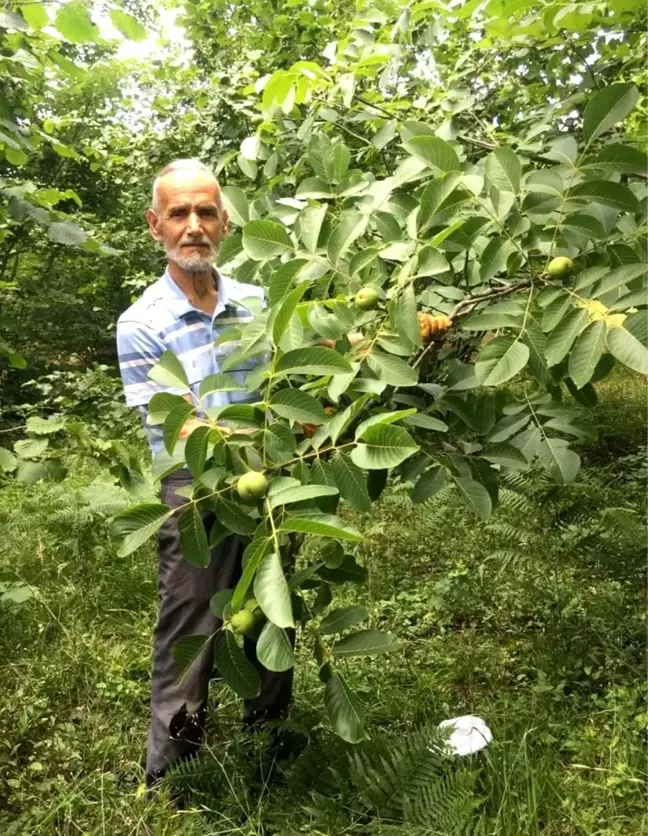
[160,266,232,319]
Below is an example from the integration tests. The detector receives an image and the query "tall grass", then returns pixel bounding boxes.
[0,370,645,835]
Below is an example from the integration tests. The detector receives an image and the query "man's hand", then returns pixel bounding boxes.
[178,417,211,439]
[319,332,362,349]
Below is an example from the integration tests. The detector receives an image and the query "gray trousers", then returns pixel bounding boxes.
[146,470,293,778]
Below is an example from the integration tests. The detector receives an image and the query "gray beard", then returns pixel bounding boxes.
[167,244,217,273]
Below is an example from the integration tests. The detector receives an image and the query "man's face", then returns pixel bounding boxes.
[146,170,228,273]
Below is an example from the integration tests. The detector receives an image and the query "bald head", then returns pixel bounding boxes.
[151,159,222,214]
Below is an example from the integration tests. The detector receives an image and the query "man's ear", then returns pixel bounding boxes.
[146,208,163,242]
[221,208,229,239]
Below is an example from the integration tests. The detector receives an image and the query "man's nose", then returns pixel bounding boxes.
[187,213,202,234]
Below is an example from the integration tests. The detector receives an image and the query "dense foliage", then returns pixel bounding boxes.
[0,0,645,829]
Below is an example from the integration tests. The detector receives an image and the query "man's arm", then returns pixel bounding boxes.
[117,317,194,440]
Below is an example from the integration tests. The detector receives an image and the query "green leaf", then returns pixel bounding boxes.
[268,260,308,306]
[355,409,417,438]
[485,147,521,193]
[541,293,573,332]
[110,503,172,557]
[320,605,369,635]
[308,134,336,183]
[607,325,648,375]
[402,136,460,172]
[185,426,211,478]
[269,482,338,509]
[366,350,418,386]
[569,181,639,213]
[256,622,295,672]
[393,284,421,348]
[454,475,492,520]
[149,350,190,390]
[412,466,446,503]
[214,498,256,536]
[48,221,87,246]
[22,4,48,30]
[297,205,328,253]
[475,337,529,386]
[213,630,262,698]
[109,9,147,41]
[296,177,335,199]
[479,237,516,282]
[163,402,194,455]
[178,506,210,568]
[544,309,588,367]
[487,413,530,443]
[568,321,607,388]
[327,212,368,267]
[199,373,246,398]
[583,83,639,145]
[588,143,648,174]
[275,347,353,376]
[14,438,49,459]
[325,674,365,744]
[272,282,308,344]
[220,185,249,226]
[351,424,419,470]
[230,537,271,612]
[333,629,400,658]
[254,552,294,628]
[15,461,48,486]
[280,514,364,542]
[0,447,17,473]
[537,437,580,484]
[242,219,293,261]
[592,264,647,298]
[54,2,99,42]
[418,172,463,232]
[331,453,372,512]
[172,635,211,684]
[25,416,64,435]
[480,443,528,469]
[462,305,523,331]
[561,213,606,240]
[270,389,328,424]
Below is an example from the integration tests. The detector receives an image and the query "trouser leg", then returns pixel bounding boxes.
[242,630,295,726]
[145,470,294,777]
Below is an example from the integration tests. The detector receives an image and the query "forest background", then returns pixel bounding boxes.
[0,0,646,834]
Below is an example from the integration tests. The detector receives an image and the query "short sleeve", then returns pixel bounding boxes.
[116,317,179,407]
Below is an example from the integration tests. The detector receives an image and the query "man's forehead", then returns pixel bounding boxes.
[156,170,221,206]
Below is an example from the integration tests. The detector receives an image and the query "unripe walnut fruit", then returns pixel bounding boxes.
[547,256,574,280]
[230,610,256,635]
[355,286,379,310]
[237,471,268,500]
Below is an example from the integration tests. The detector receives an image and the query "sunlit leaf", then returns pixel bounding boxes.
[583,83,639,144]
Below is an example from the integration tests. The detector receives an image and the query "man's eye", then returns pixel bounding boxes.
[201,209,217,217]
[170,210,184,218]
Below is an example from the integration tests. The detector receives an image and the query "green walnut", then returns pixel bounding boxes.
[244,597,260,613]
[547,256,574,280]
[237,471,268,500]
[230,609,256,636]
[355,286,379,311]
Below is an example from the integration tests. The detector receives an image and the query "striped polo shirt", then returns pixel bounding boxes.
[116,267,264,457]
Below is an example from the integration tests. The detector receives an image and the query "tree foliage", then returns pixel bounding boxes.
[0,0,646,741]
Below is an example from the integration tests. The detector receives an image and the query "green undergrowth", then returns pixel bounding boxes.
[0,371,645,835]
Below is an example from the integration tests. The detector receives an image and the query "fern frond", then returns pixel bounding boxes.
[483,522,522,544]
[350,726,476,834]
[497,488,534,517]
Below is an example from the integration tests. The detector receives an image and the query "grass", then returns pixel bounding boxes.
[0,370,645,835]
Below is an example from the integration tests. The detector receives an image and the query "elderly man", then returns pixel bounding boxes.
[116,159,292,791]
